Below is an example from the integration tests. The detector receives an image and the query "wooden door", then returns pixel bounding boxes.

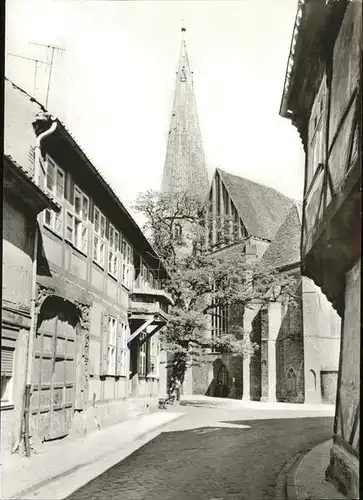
[32,297,77,441]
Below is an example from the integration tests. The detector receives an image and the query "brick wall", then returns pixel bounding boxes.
[276,299,305,403]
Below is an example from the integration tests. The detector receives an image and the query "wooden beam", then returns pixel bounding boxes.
[139,323,164,347]
[327,87,357,160]
[349,402,360,447]
[128,316,155,344]
[304,162,324,201]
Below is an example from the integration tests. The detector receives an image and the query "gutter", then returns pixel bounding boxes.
[23,116,58,458]
[279,0,306,118]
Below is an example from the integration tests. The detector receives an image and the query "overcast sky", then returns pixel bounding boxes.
[6,0,304,222]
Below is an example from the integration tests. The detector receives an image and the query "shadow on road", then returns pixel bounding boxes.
[67,416,334,500]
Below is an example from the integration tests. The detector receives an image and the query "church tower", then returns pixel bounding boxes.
[161,27,209,199]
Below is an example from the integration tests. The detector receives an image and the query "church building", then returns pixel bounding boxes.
[160,28,341,404]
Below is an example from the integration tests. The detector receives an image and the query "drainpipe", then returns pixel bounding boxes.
[23,117,58,457]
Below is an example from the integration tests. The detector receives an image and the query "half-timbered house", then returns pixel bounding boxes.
[279,1,361,497]
[4,78,172,449]
[2,154,60,454]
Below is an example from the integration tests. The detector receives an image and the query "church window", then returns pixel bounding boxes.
[210,298,229,352]
[174,224,182,242]
[286,367,297,393]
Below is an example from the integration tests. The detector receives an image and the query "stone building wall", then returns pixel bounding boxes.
[276,298,305,403]
[250,310,262,401]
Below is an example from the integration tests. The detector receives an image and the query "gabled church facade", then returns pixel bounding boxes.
[159,29,341,404]
[192,169,341,404]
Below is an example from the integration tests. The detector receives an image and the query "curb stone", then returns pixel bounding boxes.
[7,411,186,500]
[275,450,309,500]
[275,439,330,500]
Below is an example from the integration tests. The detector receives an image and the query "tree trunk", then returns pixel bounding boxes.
[168,352,187,401]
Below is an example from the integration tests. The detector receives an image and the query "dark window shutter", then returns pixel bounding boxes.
[116,318,123,376]
[100,313,109,376]
[146,337,151,376]
[1,348,14,375]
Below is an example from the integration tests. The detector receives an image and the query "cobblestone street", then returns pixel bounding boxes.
[67,405,334,500]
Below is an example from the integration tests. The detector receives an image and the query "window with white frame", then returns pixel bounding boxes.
[74,186,89,253]
[149,335,159,377]
[44,156,64,235]
[107,316,117,375]
[93,206,106,267]
[65,187,89,254]
[119,322,128,376]
[122,239,133,289]
[65,211,75,243]
[108,224,120,278]
[308,79,326,183]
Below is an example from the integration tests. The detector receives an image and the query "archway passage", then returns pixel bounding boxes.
[31,296,80,442]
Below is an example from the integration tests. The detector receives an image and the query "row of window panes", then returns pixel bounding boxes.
[208,201,244,245]
[107,317,128,376]
[43,156,133,287]
[211,303,229,337]
[138,333,159,377]
[140,262,158,289]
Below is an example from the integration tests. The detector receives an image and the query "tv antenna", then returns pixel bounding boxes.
[30,42,65,107]
[7,52,50,95]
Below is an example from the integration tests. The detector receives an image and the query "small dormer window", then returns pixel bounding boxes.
[180,68,187,82]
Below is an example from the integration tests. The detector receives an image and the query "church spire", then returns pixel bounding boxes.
[160,27,209,200]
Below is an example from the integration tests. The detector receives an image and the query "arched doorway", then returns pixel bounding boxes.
[216,364,230,398]
[286,367,297,397]
[31,296,81,442]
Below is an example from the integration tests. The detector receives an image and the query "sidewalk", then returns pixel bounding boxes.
[180,394,336,415]
[1,409,185,500]
[285,439,346,500]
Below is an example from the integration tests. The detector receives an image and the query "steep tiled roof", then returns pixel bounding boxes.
[217,168,295,241]
[4,154,61,212]
[261,203,302,269]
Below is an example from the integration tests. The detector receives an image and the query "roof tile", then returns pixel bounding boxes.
[261,203,302,269]
[217,168,295,241]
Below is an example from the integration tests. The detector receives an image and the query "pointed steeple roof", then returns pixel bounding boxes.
[161,29,209,200]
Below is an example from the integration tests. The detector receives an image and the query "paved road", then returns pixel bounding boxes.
[67,405,334,500]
